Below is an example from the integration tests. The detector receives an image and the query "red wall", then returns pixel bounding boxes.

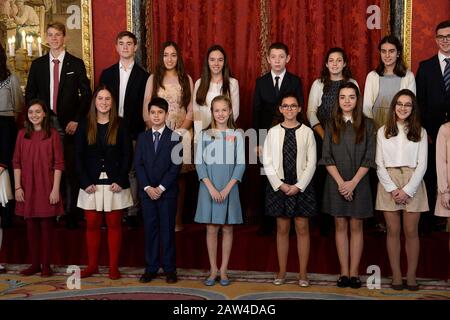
[92,0,127,85]
[411,0,450,73]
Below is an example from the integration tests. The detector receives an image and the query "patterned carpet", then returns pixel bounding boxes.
[0,265,449,300]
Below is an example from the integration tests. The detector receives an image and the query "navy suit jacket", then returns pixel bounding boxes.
[252,71,304,131]
[99,63,149,140]
[416,55,450,140]
[135,128,183,199]
[25,52,92,129]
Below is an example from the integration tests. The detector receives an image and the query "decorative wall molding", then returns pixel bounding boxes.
[403,0,412,68]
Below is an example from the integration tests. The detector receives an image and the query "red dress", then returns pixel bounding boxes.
[12,128,64,218]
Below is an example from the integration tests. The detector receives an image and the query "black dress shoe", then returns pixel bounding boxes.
[349,277,362,289]
[166,272,178,284]
[139,272,157,283]
[337,276,350,288]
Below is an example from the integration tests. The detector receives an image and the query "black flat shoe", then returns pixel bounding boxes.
[391,283,404,290]
[406,283,420,291]
[139,272,158,283]
[349,276,362,289]
[337,276,350,288]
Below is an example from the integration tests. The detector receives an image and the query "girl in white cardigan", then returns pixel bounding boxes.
[375,89,428,291]
[263,93,316,287]
[363,35,416,128]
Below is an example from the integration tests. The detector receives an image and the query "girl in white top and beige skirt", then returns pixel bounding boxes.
[375,89,428,291]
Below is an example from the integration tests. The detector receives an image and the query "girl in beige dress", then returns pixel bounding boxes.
[143,41,193,232]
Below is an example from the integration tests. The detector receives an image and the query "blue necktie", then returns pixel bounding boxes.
[444,58,450,92]
[153,131,160,152]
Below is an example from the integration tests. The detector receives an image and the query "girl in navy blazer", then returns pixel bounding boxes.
[75,85,133,280]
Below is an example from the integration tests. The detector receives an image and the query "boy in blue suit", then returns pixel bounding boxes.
[135,97,182,283]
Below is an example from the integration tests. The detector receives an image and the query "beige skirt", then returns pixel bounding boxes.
[375,167,429,213]
[77,173,133,212]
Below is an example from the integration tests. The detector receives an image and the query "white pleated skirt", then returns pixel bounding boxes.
[77,172,133,212]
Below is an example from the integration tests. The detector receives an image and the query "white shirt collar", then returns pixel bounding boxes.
[438,51,450,63]
[271,69,286,82]
[119,60,134,72]
[152,126,165,136]
[49,50,65,63]
[343,115,353,123]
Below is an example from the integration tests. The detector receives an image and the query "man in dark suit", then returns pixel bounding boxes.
[416,19,450,233]
[25,21,92,229]
[99,31,149,228]
[253,42,304,236]
[135,97,182,284]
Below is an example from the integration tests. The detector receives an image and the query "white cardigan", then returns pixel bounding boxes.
[307,78,359,128]
[363,70,416,119]
[263,124,316,192]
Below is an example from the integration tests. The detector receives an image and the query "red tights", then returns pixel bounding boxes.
[83,210,122,279]
[25,217,55,269]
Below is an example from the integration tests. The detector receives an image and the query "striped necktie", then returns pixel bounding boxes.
[444,58,450,92]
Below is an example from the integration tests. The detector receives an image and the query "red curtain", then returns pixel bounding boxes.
[150,1,262,130]
[411,0,450,73]
[269,0,382,102]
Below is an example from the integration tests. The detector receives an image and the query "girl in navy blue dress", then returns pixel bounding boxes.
[195,95,245,286]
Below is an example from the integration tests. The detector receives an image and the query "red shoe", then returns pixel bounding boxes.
[41,265,53,277]
[20,265,41,276]
[109,269,121,280]
[80,267,99,278]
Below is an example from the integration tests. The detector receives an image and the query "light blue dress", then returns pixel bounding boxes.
[194,129,245,224]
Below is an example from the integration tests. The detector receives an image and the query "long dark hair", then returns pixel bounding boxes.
[384,89,422,142]
[24,99,51,139]
[0,44,11,82]
[196,45,232,106]
[320,47,352,92]
[375,35,407,77]
[87,85,119,145]
[330,82,365,144]
[152,41,191,109]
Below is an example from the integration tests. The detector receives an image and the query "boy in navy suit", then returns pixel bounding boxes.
[135,97,182,283]
[416,20,450,233]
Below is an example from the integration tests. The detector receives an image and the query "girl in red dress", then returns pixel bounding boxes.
[13,99,64,277]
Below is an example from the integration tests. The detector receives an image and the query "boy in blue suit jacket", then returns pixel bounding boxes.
[135,97,182,283]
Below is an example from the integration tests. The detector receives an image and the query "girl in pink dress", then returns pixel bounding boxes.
[13,99,64,277]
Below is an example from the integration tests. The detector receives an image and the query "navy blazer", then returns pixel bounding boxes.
[25,52,92,129]
[99,63,149,140]
[134,128,183,199]
[416,55,450,140]
[75,119,133,189]
[252,71,304,131]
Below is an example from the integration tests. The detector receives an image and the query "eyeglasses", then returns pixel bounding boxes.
[396,102,413,108]
[436,34,450,42]
[280,104,299,110]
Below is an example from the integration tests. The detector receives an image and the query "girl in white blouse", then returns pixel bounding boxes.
[375,89,428,291]
[193,45,239,141]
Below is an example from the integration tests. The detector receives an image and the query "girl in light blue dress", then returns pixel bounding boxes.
[194,95,245,287]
